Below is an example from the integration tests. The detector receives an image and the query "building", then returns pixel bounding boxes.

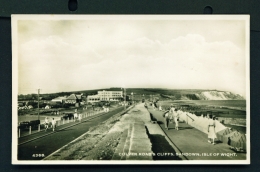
[51,96,67,103]
[65,94,82,104]
[98,90,123,101]
[87,95,100,103]
[87,90,123,103]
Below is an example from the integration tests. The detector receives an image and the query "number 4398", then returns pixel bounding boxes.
[32,154,45,157]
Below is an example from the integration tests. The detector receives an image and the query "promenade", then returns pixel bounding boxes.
[17,102,247,161]
[147,105,247,160]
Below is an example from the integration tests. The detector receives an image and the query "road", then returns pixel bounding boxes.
[18,106,125,160]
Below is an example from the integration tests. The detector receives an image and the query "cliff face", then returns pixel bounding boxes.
[192,91,244,100]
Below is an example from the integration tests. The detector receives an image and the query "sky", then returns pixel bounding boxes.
[15,16,248,97]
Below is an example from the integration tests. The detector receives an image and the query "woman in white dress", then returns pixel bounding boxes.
[173,109,180,130]
[208,114,217,145]
[78,113,82,122]
[51,118,56,131]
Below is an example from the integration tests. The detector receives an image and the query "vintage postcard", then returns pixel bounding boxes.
[12,15,250,164]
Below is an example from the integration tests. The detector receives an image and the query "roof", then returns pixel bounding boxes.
[51,96,66,101]
[76,95,82,99]
[87,95,100,98]
[66,94,78,100]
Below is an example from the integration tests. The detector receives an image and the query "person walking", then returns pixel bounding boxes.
[51,118,56,132]
[74,112,78,122]
[164,105,175,130]
[158,104,162,111]
[163,110,170,130]
[44,117,49,131]
[208,114,217,145]
[78,113,82,122]
[152,103,155,109]
[173,109,180,130]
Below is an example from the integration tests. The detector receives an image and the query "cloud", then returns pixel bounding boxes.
[18,31,246,96]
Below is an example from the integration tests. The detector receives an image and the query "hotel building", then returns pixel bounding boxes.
[87,90,123,103]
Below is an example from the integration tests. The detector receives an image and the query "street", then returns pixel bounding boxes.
[18,106,125,160]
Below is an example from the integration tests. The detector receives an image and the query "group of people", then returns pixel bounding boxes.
[44,117,56,132]
[163,105,180,130]
[103,106,110,112]
[73,112,82,122]
[44,110,84,132]
[162,104,217,145]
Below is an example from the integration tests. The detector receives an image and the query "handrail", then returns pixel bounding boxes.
[186,113,195,121]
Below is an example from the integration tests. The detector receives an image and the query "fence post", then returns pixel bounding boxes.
[63,119,64,125]
[18,128,20,138]
[67,118,69,123]
[38,124,40,131]
[29,126,31,135]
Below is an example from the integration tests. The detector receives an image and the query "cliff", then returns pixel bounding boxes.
[193,91,244,100]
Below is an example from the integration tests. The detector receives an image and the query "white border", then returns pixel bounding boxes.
[12,15,250,165]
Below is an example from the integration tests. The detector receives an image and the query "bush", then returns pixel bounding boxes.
[49,102,63,108]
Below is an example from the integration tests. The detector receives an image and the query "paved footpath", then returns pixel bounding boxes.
[147,105,247,160]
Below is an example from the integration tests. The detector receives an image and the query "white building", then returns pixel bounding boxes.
[87,90,123,103]
[98,90,123,101]
[51,96,67,103]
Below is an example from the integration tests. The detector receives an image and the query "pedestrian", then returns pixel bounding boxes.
[173,108,180,130]
[159,105,162,111]
[74,112,78,122]
[164,105,175,130]
[163,110,170,130]
[78,113,82,122]
[208,114,217,145]
[44,117,49,131]
[51,118,56,132]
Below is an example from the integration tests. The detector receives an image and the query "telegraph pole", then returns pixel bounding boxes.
[131,92,133,105]
[124,88,126,110]
[38,89,40,120]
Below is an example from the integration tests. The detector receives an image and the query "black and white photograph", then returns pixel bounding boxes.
[12,15,250,164]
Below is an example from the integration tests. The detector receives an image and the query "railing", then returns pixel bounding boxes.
[186,113,195,122]
[17,108,106,138]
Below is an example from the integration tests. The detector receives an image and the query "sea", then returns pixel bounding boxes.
[172,100,246,108]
